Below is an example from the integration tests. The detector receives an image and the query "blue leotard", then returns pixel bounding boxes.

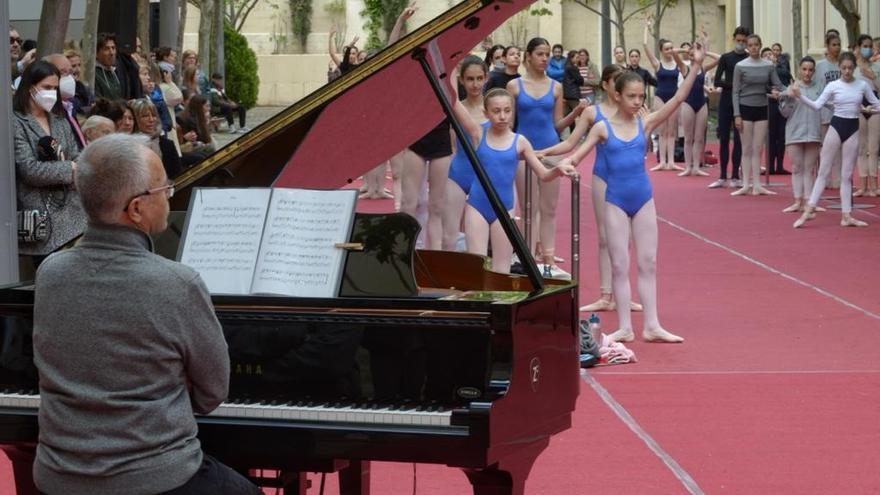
[684,69,706,112]
[591,105,609,181]
[467,129,519,224]
[602,118,652,218]
[448,121,490,194]
[515,78,559,150]
[655,64,679,102]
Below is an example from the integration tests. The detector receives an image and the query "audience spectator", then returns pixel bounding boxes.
[562,50,585,131]
[181,49,210,94]
[94,32,143,100]
[139,64,173,133]
[64,48,94,114]
[129,98,182,178]
[81,115,115,142]
[484,44,505,72]
[176,94,216,155]
[116,100,136,133]
[626,48,658,87]
[155,46,179,83]
[12,60,86,261]
[181,64,200,95]
[484,45,521,91]
[9,26,35,82]
[547,43,565,82]
[576,49,600,103]
[208,73,249,133]
[43,53,86,151]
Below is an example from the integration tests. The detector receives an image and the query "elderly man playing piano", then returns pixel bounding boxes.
[31,134,261,495]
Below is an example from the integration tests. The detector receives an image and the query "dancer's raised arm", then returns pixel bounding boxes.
[644,44,705,135]
[642,16,660,71]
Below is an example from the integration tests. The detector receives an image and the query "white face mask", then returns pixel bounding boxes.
[59,75,76,99]
[33,89,58,112]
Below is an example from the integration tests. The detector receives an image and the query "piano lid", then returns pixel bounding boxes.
[170,0,536,209]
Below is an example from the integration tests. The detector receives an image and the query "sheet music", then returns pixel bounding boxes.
[178,188,271,294]
[250,189,357,297]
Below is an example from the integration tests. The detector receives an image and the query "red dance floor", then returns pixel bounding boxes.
[4,145,880,494]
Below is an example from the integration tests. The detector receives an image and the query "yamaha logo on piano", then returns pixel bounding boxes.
[529,357,540,392]
[233,363,264,376]
[456,387,482,399]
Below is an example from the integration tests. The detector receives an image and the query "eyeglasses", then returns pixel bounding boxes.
[10,37,21,45]
[123,180,175,211]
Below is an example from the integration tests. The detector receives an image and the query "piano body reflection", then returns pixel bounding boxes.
[0,1,580,493]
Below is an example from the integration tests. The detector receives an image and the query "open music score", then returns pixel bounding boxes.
[177,187,357,297]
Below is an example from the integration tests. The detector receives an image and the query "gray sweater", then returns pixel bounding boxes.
[732,57,784,116]
[779,81,823,144]
[33,223,230,495]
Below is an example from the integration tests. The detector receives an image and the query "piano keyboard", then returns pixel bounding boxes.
[208,400,453,427]
[0,392,453,427]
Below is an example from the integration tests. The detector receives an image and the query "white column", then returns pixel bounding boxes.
[345,0,367,47]
[0,0,20,283]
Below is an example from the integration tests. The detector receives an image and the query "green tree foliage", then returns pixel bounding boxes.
[290,0,313,49]
[361,0,409,51]
[223,22,259,109]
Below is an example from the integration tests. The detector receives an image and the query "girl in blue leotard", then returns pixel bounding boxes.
[558,45,707,344]
[442,56,489,251]
[452,88,577,274]
[642,15,688,172]
[507,37,584,279]
[677,34,721,177]
[540,65,642,315]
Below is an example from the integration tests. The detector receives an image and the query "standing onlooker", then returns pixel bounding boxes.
[64,48,94,115]
[12,61,86,261]
[709,25,750,188]
[484,44,505,72]
[484,46,521,92]
[154,46,179,83]
[625,49,657,88]
[94,33,142,100]
[547,43,565,82]
[766,44,792,175]
[855,33,880,196]
[575,49,600,104]
[43,53,86,151]
[9,26,35,82]
[181,49,210,95]
[562,50,585,132]
[612,45,627,66]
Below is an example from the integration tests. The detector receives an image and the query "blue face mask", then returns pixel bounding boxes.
[861,47,873,59]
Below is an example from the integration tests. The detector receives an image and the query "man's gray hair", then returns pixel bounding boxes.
[75,133,154,224]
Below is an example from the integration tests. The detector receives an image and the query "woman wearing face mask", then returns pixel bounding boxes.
[854,34,880,196]
[12,60,87,262]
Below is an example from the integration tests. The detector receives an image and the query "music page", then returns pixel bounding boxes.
[250,188,357,297]
[177,188,271,294]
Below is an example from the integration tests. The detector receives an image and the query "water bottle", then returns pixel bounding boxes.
[587,313,602,356]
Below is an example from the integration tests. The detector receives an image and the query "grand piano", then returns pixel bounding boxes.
[0,1,580,493]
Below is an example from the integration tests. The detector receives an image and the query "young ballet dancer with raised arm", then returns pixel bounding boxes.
[677,32,721,177]
[538,64,643,314]
[451,86,577,273]
[642,15,688,172]
[555,43,706,344]
[791,51,880,228]
[778,56,823,213]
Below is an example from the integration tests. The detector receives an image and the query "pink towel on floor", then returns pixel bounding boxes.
[598,334,637,365]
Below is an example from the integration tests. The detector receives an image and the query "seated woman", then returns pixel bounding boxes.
[128,97,182,178]
[12,60,87,261]
[81,115,115,142]
[176,94,216,158]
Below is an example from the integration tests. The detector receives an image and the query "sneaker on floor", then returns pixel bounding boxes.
[579,320,601,357]
[236,126,251,134]
[542,264,571,280]
[707,179,726,189]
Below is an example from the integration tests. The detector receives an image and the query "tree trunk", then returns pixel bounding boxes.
[82,0,101,89]
[828,0,861,48]
[612,0,626,51]
[792,0,802,64]
[159,0,180,49]
[212,0,225,79]
[198,0,215,74]
[136,0,151,54]
[176,0,188,79]
[36,0,72,59]
[689,0,696,44]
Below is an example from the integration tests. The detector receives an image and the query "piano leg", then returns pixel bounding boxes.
[461,439,549,495]
[0,445,39,495]
[339,460,370,495]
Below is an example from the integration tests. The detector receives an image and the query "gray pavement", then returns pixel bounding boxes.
[211,106,288,149]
